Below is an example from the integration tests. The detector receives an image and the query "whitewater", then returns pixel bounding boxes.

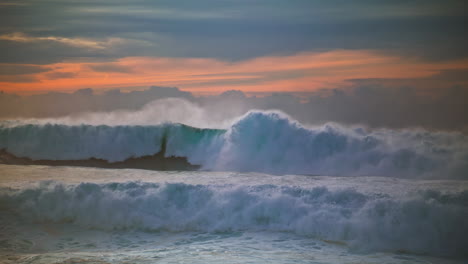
[1,166,467,263]
[1,110,468,178]
[1,106,468,263]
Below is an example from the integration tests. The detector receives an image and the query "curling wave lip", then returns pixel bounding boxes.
[1,110,467,178]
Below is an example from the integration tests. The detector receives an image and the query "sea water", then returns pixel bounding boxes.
[1,165,467,264]
[2,111,468,178]
[1,110,467,263]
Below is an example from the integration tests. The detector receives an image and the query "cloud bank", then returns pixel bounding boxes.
[1,50,467,94]
[1,85,467,131]
[1,0,466,64]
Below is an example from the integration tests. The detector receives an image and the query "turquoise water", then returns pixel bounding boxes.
[2,111,468,178]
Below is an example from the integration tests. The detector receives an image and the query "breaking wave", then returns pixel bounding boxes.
[1,111,467,178]
[1,181,467,257]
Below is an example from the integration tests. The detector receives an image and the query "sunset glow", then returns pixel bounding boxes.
[2,50,468,94]
[1,1,468,263]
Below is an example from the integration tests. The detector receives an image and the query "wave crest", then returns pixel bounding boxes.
[2,181,467,257]
[1,110,467,178]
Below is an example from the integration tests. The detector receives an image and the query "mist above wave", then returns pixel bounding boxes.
[2,98,239,129]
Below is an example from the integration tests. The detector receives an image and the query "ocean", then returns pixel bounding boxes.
[1,111,467,263]
[1,166,467,263]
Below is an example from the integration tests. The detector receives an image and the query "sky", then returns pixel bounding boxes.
[0,0,467,95]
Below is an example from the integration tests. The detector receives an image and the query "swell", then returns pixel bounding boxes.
[1,111,467,178]
[1,181,467,258]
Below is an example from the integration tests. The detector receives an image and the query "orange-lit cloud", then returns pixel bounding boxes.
[1,50,468,94]
[0,32,126,50]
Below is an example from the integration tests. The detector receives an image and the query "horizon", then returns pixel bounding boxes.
[1,1,468,263]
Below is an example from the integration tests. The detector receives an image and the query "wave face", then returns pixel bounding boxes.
[1,111,467,178]
[0,123,224,163]
[1,181,467,257]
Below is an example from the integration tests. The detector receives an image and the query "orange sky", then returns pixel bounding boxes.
[2,50,468,95]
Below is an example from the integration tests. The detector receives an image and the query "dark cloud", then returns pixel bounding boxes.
[0,75,37,83]
[0,86,193,118]
[1,85,467,131]
[0,61,45,84]
[0,39,110,64]
[0,0,466,64]
[350,69,468,90]
[88,64,133,73]
[300,86,467,131]
[44,71,76,79]
[0,64,48,75]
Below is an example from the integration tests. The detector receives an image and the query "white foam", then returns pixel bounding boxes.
[1,110,467,178]
[1,180,467,257]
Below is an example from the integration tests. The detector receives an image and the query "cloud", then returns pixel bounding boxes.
[0,64,48,83]
[0,86,194,119]
[0,75,37,83]
[44,71,76,80]
[1,50,467,94]
[0,64,48,75]
[0,32,124,50]
[1,85,467,131]
[0,0,466,64]
[88,63,134,73]
[299,85,468,131]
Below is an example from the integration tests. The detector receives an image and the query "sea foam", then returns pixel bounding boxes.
[1,181,467,257]
[1,111,467,178]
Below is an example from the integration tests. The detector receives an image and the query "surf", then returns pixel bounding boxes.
[1,179,467,258]
[1,110,467,178]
